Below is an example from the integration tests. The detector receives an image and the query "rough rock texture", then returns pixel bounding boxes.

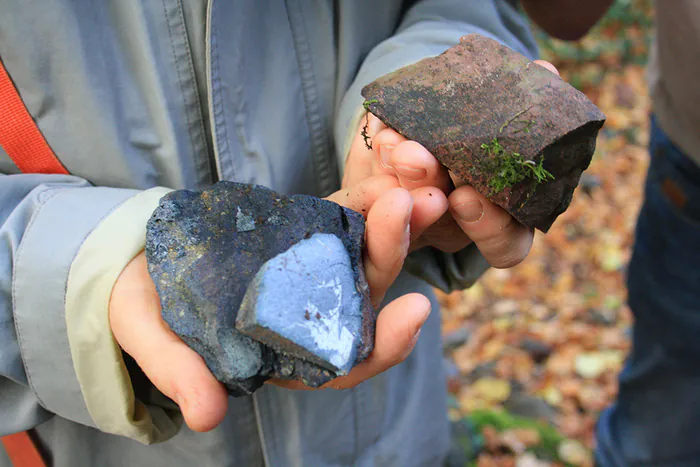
[237,233,364,376]
[145,182,373,396]
[361,34,606,232]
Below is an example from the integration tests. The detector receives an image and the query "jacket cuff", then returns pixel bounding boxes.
[64,187,179,444]
[12,186,141,428]
[404,244,490,293]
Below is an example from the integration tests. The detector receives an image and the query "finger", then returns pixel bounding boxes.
[534,60,560,76]
[325,293,431,389]
[364,187,413,307]
[369,127,406,176]
[325,174,400,217]
[410,210,473,253]
[109,253,229,432]
[448,185,533,268]
[342,113,388,188]
[373,137,453,192]
[408,186,449,243]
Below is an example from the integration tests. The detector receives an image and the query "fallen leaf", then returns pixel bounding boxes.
[558,439,593,467]
[473,377,512,403]
[575,351,625,379]
[517,453,551,467]
[505,428,542,447]
[500,430,527,455]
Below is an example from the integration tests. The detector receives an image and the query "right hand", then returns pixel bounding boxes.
[109,177,431,432]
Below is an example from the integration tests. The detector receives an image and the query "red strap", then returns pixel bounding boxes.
[1,432,46,467]
[0,59,68,174]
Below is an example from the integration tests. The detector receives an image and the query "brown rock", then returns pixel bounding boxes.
[361,34,606,231]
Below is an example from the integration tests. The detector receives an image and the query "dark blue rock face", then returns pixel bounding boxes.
[145,182,374,396]
[237,233,363,377]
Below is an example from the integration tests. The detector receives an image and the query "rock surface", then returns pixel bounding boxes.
[145,182,373,395]
[237,233,364,376]
[361,34,606,232]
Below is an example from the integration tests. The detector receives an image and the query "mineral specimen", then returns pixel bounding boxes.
[361,34,606,232]
[237,233,364,376]
[145,182,373,396]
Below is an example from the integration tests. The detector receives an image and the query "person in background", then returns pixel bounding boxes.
[528,1,700,465]
[0,1,561,466]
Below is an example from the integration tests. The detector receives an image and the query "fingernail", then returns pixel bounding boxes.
[419,303,431,324]
[453,200,484,223]
[402,204,412,253]
[395,165,427,182]
[403,222,411,253]
[411,329,422,346]
[379,145,394,169]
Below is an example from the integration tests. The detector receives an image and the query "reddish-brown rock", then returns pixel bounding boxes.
[361,34,606,232]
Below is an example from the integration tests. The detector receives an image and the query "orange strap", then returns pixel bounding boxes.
[0,58,68,174]
[1,433,46,467]
[0,58,53,467]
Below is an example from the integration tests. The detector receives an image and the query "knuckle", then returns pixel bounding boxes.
[492,248,526,269]
[484,231,532,269]
[471,209,516,243]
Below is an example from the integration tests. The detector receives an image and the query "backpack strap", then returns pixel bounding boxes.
[0,57,55,467]
[0,58,68,174]
[1,433,46,467]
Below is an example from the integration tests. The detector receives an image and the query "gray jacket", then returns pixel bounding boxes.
[0,1,536,466]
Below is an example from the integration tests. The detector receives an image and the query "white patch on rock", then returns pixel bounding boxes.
[236,207,256,232]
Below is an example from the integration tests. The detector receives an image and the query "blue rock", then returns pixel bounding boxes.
[145,182,374,395]
[237,233,363,376]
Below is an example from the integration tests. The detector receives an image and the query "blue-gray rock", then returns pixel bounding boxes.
[237,233,363,376]
[145,182,373,396]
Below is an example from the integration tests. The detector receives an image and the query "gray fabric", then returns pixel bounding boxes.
[0,0,214,190]
[405,244,492,293]
[0,147,18,175]
[647,0,700,167]
[27,394,265,467]
[0,175,141,436]
[253,272,450,467]
[0,0,537,465]
[13,183,139,428]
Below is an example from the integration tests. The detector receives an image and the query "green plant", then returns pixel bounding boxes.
[466,409,574,466]
[363,99,379,111]
[479,138,555,194]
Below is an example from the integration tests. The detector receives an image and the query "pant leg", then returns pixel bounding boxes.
[595,117,700,467]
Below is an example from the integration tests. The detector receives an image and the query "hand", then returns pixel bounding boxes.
[109,178,431,432]
[273,176,431,391]
[343,60,559,268]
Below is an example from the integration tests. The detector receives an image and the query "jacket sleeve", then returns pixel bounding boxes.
[334,0,539,292]
[0,171,180,444]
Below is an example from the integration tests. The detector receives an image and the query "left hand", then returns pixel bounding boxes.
[342,60,559,269]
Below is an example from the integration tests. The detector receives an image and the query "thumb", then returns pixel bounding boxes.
[449,185,533,268]
[109,253,229,432]
[326,292,431,389]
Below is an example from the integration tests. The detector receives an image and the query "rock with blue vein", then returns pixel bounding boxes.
[145,181,374,396]
[237,233,363,376]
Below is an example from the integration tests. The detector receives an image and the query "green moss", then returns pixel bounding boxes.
[479,138,555,195]
[466,409,573,465]
[363,99,379,111]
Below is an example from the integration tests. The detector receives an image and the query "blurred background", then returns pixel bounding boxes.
[441,1,653,465]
